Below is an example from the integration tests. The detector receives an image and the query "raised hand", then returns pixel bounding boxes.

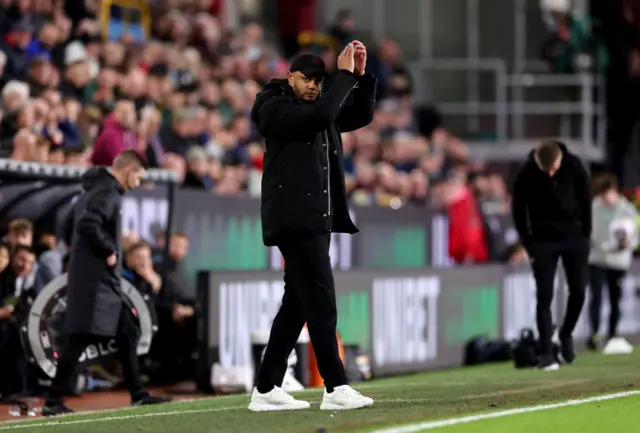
[352,40,367,76]
[337,43,355,73]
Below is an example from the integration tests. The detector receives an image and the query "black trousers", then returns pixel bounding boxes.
[47,303,144,403]
[589,265,625,339]
[530,240,588,356]
[256,232,347,391]
[0,322,28,398]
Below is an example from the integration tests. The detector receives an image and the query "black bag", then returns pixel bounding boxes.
[464,335,512,366]
[512,328,539,368]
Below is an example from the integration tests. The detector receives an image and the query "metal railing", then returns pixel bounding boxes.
[410,58,606,162]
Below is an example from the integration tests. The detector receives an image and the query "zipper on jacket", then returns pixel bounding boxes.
[323,130,331,216]
[338,84,357,108]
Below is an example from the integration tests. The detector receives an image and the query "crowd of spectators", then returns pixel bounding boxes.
[0,0,512,218]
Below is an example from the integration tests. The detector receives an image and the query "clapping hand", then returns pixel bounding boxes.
[352,40,367,76]
[337,43,355,73]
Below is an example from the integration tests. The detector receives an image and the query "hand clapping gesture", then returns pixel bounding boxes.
[352,40,367,76]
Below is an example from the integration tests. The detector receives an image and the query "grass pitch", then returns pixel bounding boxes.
[2,350,640,433]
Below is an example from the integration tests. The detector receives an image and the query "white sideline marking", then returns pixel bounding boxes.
[0,405,244,430]
[370,390,640,433]
[2,390,637,431]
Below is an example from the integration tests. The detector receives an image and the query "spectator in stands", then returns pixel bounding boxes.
[367,39,412,100]
[89,100,138,166]
[183,146,214,190]
[441,173,489,265]
[4,218,33,249]
[25,54,54,97]
[34,231,63,287]
[540,0,608,74]
[328,9,355,51]
[0,244,38,401]
[1,18,33,81]
[0,244,38,297]
[137,232,197,384]
[10,128,36,160]
[123,240,163,301]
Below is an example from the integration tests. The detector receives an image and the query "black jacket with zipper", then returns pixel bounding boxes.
[511,143,592,251]
[251,70,377,246]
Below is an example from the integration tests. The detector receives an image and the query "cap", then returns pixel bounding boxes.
[289,54,326,77]
[29,53,51,66]
[12,18,33,33]
[64,41,89,66]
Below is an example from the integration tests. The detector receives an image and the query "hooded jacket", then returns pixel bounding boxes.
[251,70,377,246]
[65,167,126,337]
[511,143,592,249]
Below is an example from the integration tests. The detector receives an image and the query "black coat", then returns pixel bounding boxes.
[66,167,125,337]
[512,143,592,250]
[251,70,377,246]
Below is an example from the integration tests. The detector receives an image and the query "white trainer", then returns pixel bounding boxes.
[320,385,374,411]
[248,386,310,412]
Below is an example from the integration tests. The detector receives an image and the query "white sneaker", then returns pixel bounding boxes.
[320,385,374,410]
[247,386,310,412]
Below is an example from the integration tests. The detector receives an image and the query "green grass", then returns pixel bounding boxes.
[3,350,640,433]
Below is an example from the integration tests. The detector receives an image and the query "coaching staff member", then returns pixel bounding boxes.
[512,140,592,371]
[248,42,375,411]
[43,150,171,416]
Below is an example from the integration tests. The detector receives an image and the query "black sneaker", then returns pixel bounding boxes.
[558,335,576,364]
[132,392,173,407]
[537,354,560,371]
[42,403,74,417]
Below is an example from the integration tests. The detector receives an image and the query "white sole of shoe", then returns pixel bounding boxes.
[320,400,374,411]
[248,401,310,412]
[541,363,560,371]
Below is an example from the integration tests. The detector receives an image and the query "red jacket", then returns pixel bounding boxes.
[447,185,489,264]
[90,114,138,167]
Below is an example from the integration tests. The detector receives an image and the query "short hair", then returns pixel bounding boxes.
[171,232,188,241]
[536,140,562,170]
[592,172,618,196]
[13,244,35,256]
[8,218,33,235]
[125,240,150,256]
[599,172,618,192]
[113,149,147,170]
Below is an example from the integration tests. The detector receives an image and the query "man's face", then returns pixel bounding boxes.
[603,188,619,206]
[169,236,189,262]
[535,154,562,177]
[124,166,146,190]
[189,157,209,177]
[127,246,151,271]
[288,72,323,101]
[8,230,32,248]
[12,250,35,276]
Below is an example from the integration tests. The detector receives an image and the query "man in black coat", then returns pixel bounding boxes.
[512,140,592,371]
[43,150,171,416]
[248,42,375,411]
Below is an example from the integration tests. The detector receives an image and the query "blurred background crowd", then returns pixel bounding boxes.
[0,0,512,216]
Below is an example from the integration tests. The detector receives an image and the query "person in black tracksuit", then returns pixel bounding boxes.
[248,44,375,411]
[512,140,592,370]
[43,150,171,416]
